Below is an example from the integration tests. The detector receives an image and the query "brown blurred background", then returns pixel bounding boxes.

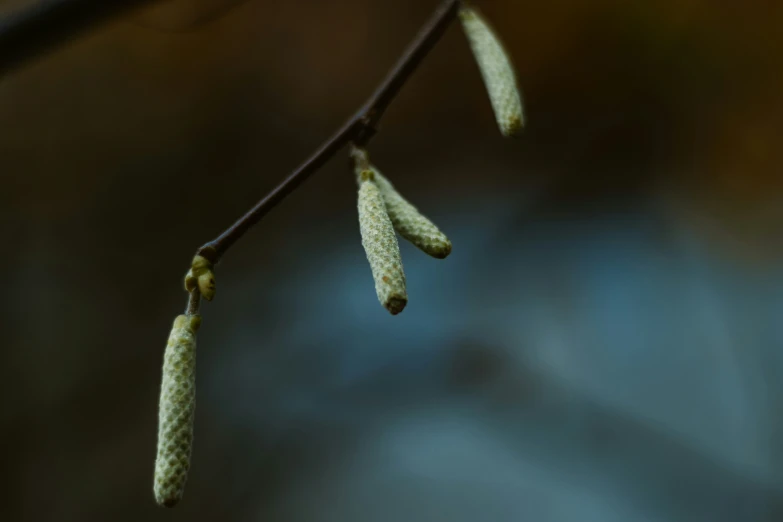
[2,0,783,520]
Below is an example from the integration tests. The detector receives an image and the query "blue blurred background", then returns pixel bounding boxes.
[3,0,783,520]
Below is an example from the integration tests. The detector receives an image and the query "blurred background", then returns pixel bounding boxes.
[2,0,783,520]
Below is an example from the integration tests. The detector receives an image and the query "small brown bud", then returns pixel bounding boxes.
[184,255,215,301]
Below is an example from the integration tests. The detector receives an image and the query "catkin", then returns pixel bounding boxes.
[459,5,524,137]
[154,314,200,507]
[357,170,408,315]
[370,167,452,259]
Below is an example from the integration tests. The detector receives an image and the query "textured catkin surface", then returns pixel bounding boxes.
[357,175,408,314]
[371,167,452,259]
[459,6,524,137]
[154,314,200,507]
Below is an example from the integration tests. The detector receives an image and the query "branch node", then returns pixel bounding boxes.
[185,255,216,301]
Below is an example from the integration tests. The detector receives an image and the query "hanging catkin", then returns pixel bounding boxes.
[459,5,524,137]
[357,169,408,314]
[370,167,452,259]
[154,314,200,507]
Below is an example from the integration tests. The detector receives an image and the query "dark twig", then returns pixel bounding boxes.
[0,0,157,77]
[0,0,460,264]
[355,0,460,141]
[196,0,461,263]
[185,289,201,316]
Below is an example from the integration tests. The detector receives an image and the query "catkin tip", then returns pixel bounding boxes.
[504,114,524,138]
[370,168,453,260]
[431,239,453,259]
[156,494,181,508]
[385,295,408,315]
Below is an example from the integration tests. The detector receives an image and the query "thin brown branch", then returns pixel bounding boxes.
[355,0,462,142]
[196,0,461,264]
[185,289,201,316]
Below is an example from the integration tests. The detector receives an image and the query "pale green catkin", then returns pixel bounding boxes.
[154,314,200,507]
[370,166,452,259]
[459,5,524,137]
[357,171,408,315]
